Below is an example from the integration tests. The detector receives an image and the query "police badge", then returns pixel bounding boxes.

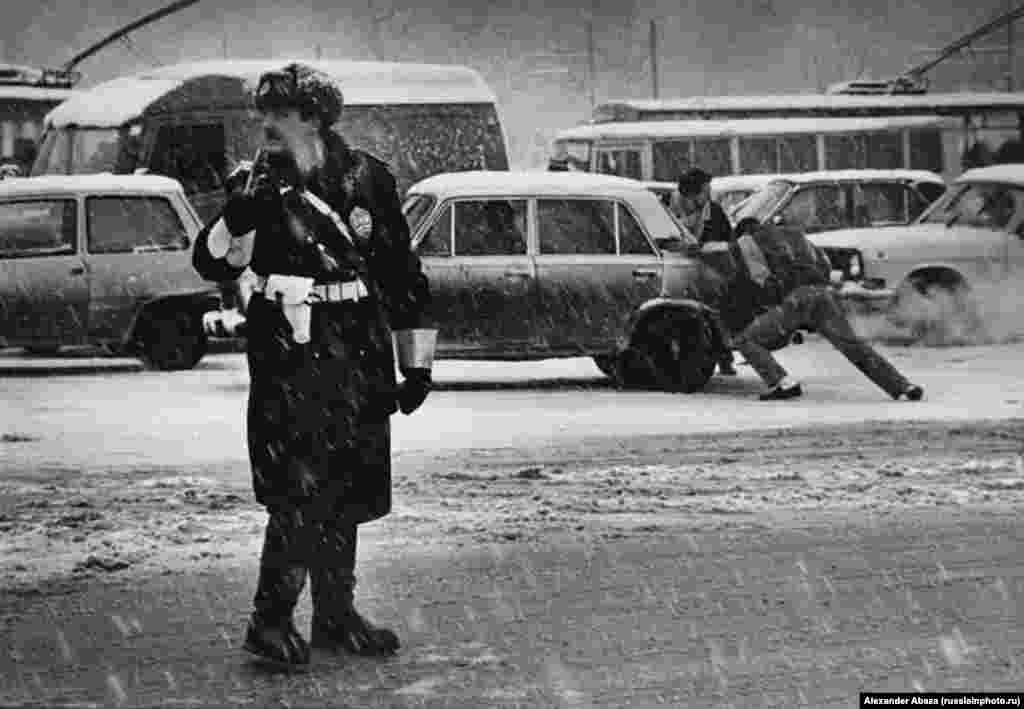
[349,207,373,242]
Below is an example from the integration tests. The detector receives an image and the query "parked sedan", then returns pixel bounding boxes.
[731,169,946,237]
[809,165,1024,329]
[0,174,218,368]
[402,170,729,391]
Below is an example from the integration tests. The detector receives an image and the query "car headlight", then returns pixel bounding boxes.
[848,252,862,278]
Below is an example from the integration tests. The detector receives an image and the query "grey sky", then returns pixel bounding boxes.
[3,0,1016,165]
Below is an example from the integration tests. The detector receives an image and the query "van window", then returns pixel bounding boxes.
[739,137,778,174]
[779,135,817,172]
[693,139,731,177]
[652,140,691,181]
[418,203,452,257]
[617,203,655,255]
[0,200,76,258]
[149,124,227,195]
[909,128,944,173]
[826,133,902,170]
[596,149,642,179]
[86,196,189,254]
[538,199,615,255]
[453,200,527,256]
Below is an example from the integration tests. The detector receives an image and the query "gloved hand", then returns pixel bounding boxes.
[396,368,431,415]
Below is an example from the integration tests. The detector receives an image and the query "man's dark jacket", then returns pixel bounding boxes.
[193,132,430,522]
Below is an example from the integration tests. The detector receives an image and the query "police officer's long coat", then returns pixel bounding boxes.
[193,132,430,522]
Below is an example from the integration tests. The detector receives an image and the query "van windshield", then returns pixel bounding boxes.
[32,127,141,176]
[341,103,508,196]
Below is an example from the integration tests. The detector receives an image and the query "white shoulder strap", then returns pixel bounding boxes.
[298,189,355,245]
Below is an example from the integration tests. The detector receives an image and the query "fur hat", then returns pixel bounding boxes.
[254,63,344,126]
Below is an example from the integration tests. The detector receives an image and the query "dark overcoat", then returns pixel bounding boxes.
[193,132,430,522]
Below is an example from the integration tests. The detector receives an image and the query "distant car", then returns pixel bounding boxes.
[0,174,218,368]
[730,169,947,237]
[643,174,781,223]
[400,170,729,392]
[809,165,1024,327]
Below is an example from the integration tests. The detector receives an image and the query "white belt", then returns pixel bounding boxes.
[253,275,368,303]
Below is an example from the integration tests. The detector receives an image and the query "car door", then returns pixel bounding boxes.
[534,197,662,353]
[415,196,537,356]
[0,196,89,345]
[83,192,200,340]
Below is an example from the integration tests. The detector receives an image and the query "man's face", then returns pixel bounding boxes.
[677,183,710,214]
[260,107,319,156]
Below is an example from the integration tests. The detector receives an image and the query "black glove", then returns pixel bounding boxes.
[396,368,431,415]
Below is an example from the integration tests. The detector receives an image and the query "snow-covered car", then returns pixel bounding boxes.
[643,174,781,222]
[402,170,730,392]
[0,174,218,368]
[731,169,946,237]
[809,164,1024,319]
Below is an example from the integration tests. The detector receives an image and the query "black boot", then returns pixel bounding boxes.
[309,525,399,656]
[310,572,400,656]
[244,512,311,670]
[243,611,310,671]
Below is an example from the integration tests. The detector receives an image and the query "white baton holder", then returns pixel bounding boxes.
[264,275,315,344]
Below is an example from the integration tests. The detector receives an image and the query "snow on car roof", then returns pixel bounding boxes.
[47,59,496,128]
[410,170,658,197]
[956,164,1024,186]
[596,92,1024,114]
[0,173,184,197]
[643,174,781,192]
[555,116,946,141]
[764,169,945,184]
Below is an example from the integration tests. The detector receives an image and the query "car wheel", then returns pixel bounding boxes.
[137,309,208,371]
[889,275,981,345]
[621,311,716,393]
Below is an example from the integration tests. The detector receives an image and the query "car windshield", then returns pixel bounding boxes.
[731,180,793,224]
[918,181,1024,230]
[402,194,436,234]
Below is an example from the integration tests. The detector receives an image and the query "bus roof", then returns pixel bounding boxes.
[555,115,947,141]
[595,91,1024,118]
[45,59,497,128]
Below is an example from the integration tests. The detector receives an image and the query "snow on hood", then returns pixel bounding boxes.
[808,223,1006,258]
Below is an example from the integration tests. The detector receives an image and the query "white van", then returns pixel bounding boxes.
[31,59,510,222]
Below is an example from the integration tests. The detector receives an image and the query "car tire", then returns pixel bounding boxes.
[621,311,716,393]
[136,308,208,371]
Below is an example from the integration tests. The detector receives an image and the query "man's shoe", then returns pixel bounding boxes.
[894,384,924,402]
[759,382,803,401]
[243,614,310,671]
[311,610,400,657]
